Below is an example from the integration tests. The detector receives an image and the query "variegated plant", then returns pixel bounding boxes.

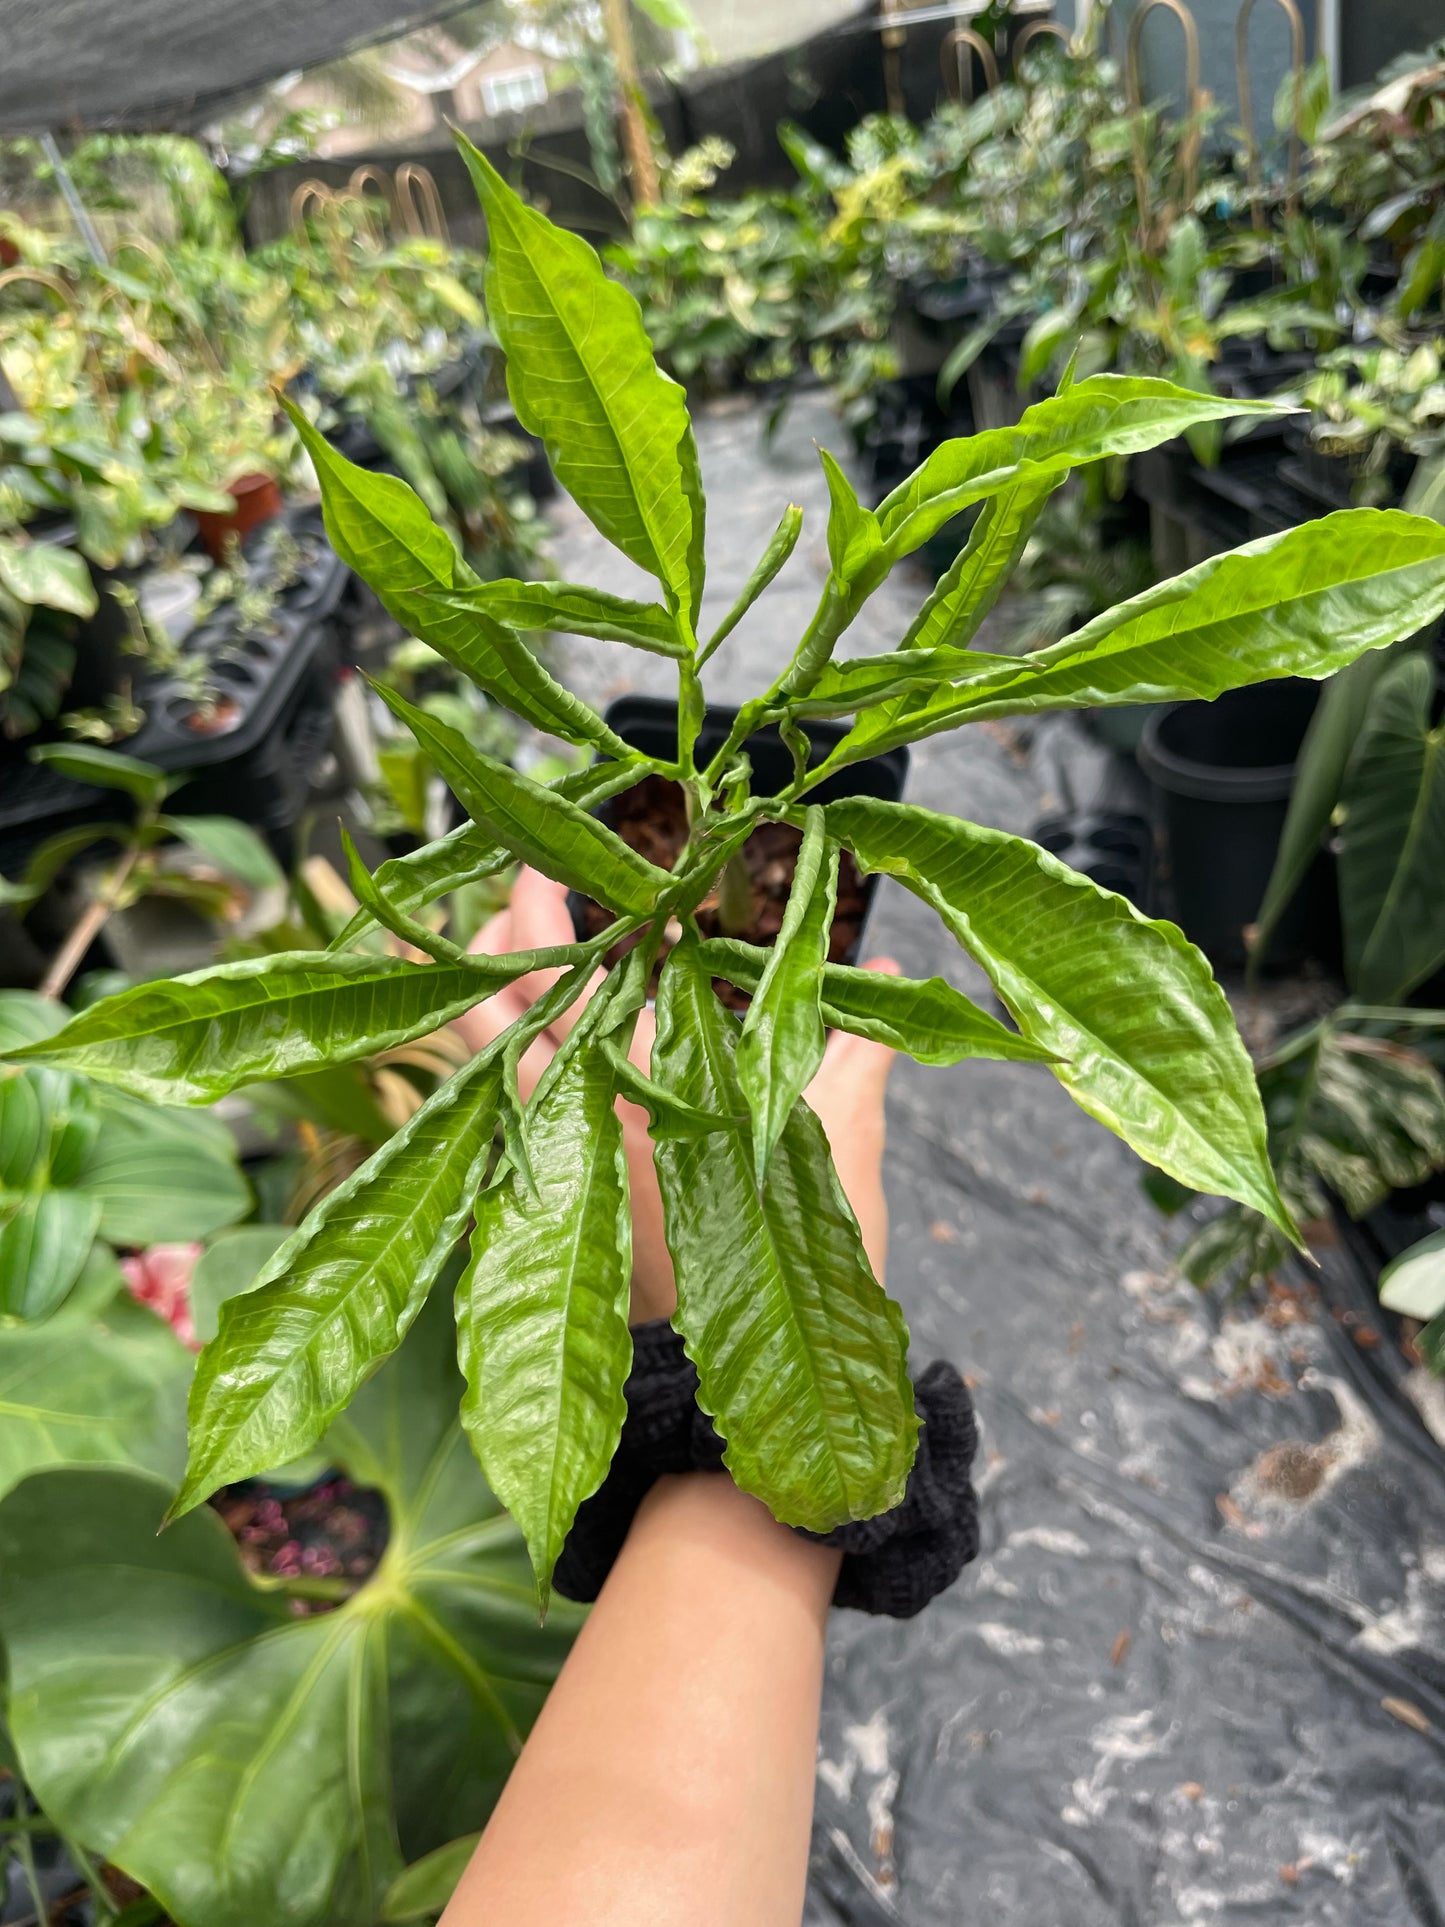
[13,138,1445,1606]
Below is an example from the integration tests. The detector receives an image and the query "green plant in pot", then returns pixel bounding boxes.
[12,142,1445,1620]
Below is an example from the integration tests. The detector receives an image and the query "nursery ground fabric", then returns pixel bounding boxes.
[547,389,1445,1926]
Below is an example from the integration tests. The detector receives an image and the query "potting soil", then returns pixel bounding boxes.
[545,390,1445,1926]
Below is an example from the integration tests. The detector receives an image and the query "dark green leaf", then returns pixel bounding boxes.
[189,1226,290,1347]
[0,822,130,910]
[457,1037,632,1607]
[373,682,671,916]
[737,808,836,1181]
[699,503,803,666]
[0,1189,100,1320]
[29,742,169,807]
[0,1296,576,1927]
[651,942,917,1530]
[81,1088,249,1244]
[599,1037,737,1137]
[696,938,1056,1066]
[7,952,565,1104]
[451,580,685,657]
[381,1836,479,1922]
[173,1052,504,1516]
[827,798,1295,1237]
[459,137,705,636]
[1338,652,1445,1002]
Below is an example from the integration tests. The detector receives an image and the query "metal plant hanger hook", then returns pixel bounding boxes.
[396,163,450,243]
[348,163,399,243]
[1012,18,1072,81]
[941,26,1001,105]
[1126,0,1205,250]
[1236,0,1307,228]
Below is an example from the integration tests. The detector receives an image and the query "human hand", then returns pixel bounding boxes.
[453,868,900,1321]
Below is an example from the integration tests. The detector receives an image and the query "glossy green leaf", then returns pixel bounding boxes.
[457,1036,632,1607]
[899,476,1058,652]
[29,741,170,807]
[698,502,803,666]
[1378,1227,1445,1321]
[827,798,1294,1237]
[81,1088,249,1244]
[791,647,1018,719]
[341,828,477,967]
[820,449,881,583]
[459,136,705,635]
[6,951,567,1104]
[737,808,836,1182]
[0,1296,576,1927]
[189,1225,290,1347]
[1251,650,1395,975]
[825,510,1445,765]
[451,579,685,657]
[157,814,285,891]
[381,1835,479,1922]
[374,682,671,916]
[330,762,645,951]
[284,400,626,752]
[873,377,1289,567]
[599,1037,737,1137]
[696,938,1056,1067]
[0,537,96,616]
[0,1189,101,1321]
[1338,653,1445,1002]
[0,1294,190,1500]
[651,942,917,1530]
[173,1051,504,1517]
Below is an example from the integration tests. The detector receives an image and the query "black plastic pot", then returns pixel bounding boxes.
[569,695,909,963]
[1138,679,1337,971]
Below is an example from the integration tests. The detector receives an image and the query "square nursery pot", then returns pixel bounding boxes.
[567,696,908,988]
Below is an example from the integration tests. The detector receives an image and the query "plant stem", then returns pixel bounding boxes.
[600,0,659,207]
[39,840,142,1002]
[10,1828,48,1927]
[65,1834,119,1923]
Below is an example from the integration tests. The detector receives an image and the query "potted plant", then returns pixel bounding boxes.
[12,140,1445,1625]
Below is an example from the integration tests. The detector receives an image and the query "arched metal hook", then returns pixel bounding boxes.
[396,163,450,242]
[1012,18,1071,75]
[941,25,1001,104]
[1125,0,1204,246]
[1236,0,1306,227]
[347,164,398,234]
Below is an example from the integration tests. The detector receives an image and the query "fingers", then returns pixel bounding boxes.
[812,955,900,1100]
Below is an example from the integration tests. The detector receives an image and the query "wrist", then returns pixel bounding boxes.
[630,1475,842,1615]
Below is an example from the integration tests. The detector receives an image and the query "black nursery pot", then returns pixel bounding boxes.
[569,696,909,963]
[1138,679,1337,972]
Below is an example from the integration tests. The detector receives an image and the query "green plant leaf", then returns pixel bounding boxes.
[173,1052,504,1518]
[695,938,1056,1066]
[1251,650,1395,975]
[6,951,566,1104]
[737,808,836,1182]
[0,538,96,617]
[1338,653,1445,1002]
[189,1226,290,1347]
[458,136,705,635]
[873,377,1289,568]
[698,503,803,666]
[373,682,671,916]
[0,1294,190,1500]
[1378,1227,1445,1321]
[284,400,626,752]
[0,821,131,909]
[341,829,476,968]
[826,510,1445,764]
[899,477,1058,652]
[80,1088,249,1244]
[827,798,1294,1236]
[651,941,917,1530]
[0,1189,101,1320]
[451,580,685,656]
[157,814,285,891]
[381,1835,479,1923]
[790,647,1018,718]
[0,1296,577,1927]
[457,1036,632,1608]
[29,742,170,807]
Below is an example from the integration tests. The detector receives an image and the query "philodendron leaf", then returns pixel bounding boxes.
[1251,649,1395,975]
[737,808,837,1182]
[825,509,1445,765]
[0,1190,101,1321]
[695,938,1057,1067]
[828,798,1295,1238]
[1338,652,1445,1002]
[172,1052,505,1516]
[458,135,705,636]
[0,1294,191,1501]
[0,1296,577,1927]
[80,1088,250,1244]
[651,942,917,1531]
[5,951,574,1104]
[457,1036,633,1608]
[374,682,671,916]
[450,580,685,657]
[285,400,627,753]
[381,1835,479,1923]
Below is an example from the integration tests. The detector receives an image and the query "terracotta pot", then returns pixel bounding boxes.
[193,471,283,564]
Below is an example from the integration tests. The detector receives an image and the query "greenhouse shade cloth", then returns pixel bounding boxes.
[0,0,485,135]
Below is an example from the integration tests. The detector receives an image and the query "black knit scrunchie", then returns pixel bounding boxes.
[552,1321,979,1619]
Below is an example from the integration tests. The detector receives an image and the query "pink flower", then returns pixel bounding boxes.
[121,1242,202,1348]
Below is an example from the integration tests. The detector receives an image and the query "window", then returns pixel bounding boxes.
[481,66,547,116]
